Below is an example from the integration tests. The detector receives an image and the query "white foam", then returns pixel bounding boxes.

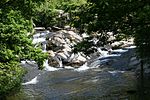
[42,43,47,51]
[108,70,125,76]
[77,52,87,62]
[125,46,136,49]
[33,33,41,38]
[32,37,46,44]
[82,33,89,38]
[21,60,26,64]
[41,32,48,37]
[43,60,59,71]
[22,74,40,85]
[64,66,75,69]
[98,54,121,60]
[112,49,128,53]
[75,63,89,71]
[97,48,108,56]
[89,60,101,68]
[21,60,36,66]
[58,59,63,68]
[54,56,63,68]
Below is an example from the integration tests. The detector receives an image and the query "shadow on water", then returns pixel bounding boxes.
[4,68,150,100]
[4,48,150,100]
[4,69,150,100]
[135,77,150,100]
[136,60,150,100]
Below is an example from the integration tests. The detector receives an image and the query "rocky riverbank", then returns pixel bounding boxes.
[33,27,139,70]
[5,27,150,100]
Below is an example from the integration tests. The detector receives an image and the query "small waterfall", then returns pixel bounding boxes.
[32,32,46,44]
[32,31,62,70]
[43,60,59,71]
[31,28,136,72]
[97,48,109,56]
[41,42,47,52]
[75,62,89,71]
[54,55,63,68]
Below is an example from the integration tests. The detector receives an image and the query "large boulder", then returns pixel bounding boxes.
[46,30,87,67]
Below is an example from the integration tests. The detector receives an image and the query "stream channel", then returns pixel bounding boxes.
[6,30,150,100]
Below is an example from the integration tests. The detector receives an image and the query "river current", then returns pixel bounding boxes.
[5,30,150,100]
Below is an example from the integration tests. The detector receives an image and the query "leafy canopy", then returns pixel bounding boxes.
[0,0,48,96]
[73,0,150,60]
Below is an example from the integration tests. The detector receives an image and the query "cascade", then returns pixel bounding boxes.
[43,60,59,71]
[31,28,136,72]
[32,29,65,69]
[18,28,140,100]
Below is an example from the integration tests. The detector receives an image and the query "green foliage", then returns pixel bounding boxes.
[0,9,48,67]
[73,37,94,54]
[0,61,25,95]
[134,4,150,60]
[0,0,48,95]
[0,10,31,62]
[28,48,48,69]
[73,0,137,34]
[0,0,87,95]
[72,3,95,33]
[0,0,45,19]
[33,1,58,27]
[33,0,87,28]
[73,0,150,60]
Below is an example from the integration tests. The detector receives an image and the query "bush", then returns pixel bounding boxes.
[0,62,25,95]
[0,4,48,96]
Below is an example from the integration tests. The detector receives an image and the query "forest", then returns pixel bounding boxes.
[0,0,150,99]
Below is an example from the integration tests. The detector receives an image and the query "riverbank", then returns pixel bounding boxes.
[4,28,150,100]
[4,44,144,100]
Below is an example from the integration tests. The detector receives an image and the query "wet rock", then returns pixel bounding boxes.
[111,41,124,49]
[46,30,87,67]
[48,57,60,67]
[111,38,134,49]
[33,28,136,69]
[51,26,62,31]
[107,32,116,42]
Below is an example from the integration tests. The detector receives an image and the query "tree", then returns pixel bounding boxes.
[0,0,48,96]
[33,0,87,28]
[73,0,150,60]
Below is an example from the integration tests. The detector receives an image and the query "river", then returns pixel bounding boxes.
[5,30,150,100]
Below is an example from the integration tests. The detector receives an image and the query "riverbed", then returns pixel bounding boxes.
[5,30,150,100]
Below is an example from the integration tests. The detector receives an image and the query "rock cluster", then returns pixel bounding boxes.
[46,30,86,67]
[34,27,135,69]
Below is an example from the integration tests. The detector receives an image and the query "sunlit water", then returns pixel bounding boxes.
[4,32,150,100]
[5,46,149,100]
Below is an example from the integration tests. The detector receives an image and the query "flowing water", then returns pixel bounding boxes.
[5,47,142,100]
[7,67,138,100]
[5,31,150,100]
